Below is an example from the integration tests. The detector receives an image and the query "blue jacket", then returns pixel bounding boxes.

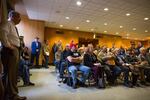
[31,41,41,54]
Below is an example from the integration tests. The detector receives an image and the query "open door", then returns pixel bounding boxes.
[78,38,99,47]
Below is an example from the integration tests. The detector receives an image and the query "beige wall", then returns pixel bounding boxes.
[17,15,45,65]
[16,15,45,48]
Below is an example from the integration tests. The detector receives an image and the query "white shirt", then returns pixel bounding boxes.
[0,21,20,47]
[36,42,38,47]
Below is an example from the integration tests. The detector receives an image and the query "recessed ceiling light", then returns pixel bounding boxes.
[133,28,136,31]
[144,17,149,20]
[76,1,82,6]
[65,17,70,19]
[59,25,63,27]
[104,31,107,33]
[91,29,94,31]
[120,26,123,28]
[86,20,90,23]
[126,13,131,16]
[76,27,79,29]
[104,8,109,11]
[104,23,107,25]
[115,32,119,35]
[93,34,96,39]
[126,33,130,36]
[145,30,148,32]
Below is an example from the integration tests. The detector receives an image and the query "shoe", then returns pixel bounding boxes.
[72,84,77,89]
[63,78,67,83]
[140,81,150,86]
[78,81,88,87]
[28,82,35,86]
[136,83,142,87]
[13,95,27,100]
[124,82,133,88]
[72,83,77,89]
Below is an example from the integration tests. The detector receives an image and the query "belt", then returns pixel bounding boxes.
[3,45,20,50]
[13,45,20,49]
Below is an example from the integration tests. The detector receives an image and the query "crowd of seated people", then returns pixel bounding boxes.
[55,41,150,89]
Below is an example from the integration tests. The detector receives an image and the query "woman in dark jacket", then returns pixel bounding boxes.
[84,44,104,88]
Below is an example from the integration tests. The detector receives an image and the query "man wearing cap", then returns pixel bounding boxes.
[0,11,26,100]
[67,44,90,89]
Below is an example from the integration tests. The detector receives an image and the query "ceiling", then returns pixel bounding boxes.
[16,0,150,40]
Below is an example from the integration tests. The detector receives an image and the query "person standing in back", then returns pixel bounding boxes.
[31,37,41,67]
[0,11,26,100]
[42,40,50,68]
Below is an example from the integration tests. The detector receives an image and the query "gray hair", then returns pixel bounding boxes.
[8,10,20,18]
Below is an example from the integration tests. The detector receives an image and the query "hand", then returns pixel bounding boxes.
[8,45,15,50]
[94,63,101,66]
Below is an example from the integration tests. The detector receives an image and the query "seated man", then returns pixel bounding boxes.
[137,47,150,85]
[59,44,71,78]
[67,45,90,89]
[124,49,140,86]
[113,49,133,87]
[84,44,105,88]
[55,47,62,72]
[98,46,121,85]
[19,47,35,86]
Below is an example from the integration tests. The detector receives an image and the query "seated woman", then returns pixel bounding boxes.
[55,47,62,72]
[19,47,35,86]
[84,44,105,88]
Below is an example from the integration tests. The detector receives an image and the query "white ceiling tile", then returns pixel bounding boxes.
[23,0,150,39]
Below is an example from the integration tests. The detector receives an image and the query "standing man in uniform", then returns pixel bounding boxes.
[0,11,26,100]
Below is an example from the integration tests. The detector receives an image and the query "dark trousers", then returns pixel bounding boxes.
[31,53,40,66]
[0,75,4,100]
[102,65,113,83]
[55,61,60,71]
[91,65,103,82]
[119,66,130,84]
[132,74,139,85]
[0,53,4,100]
[111,66,122,82]
[43,55,49,68]
[60,61,67,77]
[19,59,30,84]
[1,47,19,99]
[104,65,121,83]
[144,67,150,82]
